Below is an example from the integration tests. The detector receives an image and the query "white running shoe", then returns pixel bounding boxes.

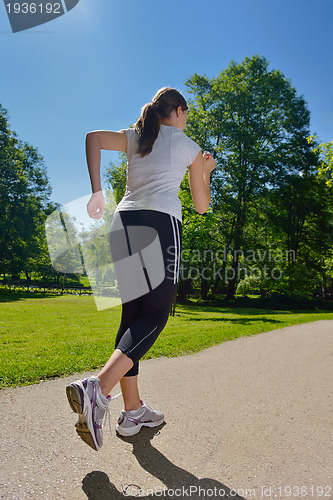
[116,399,164,437]
[66,375,120,451]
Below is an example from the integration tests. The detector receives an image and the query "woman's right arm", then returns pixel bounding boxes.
[85,130,127,219]
[188,151,215,214]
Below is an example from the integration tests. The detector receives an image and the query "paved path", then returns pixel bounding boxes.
[1,320,332,500]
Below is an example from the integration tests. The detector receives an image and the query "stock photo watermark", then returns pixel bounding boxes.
[121,483,332,498]
[165,246,295,282]
[178,247,296,265]
[2,0,80,33]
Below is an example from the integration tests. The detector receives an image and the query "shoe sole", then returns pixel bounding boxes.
[116,418,164,437]
[66,383,99,452]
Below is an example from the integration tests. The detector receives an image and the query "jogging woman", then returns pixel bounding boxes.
[66,87,216,451]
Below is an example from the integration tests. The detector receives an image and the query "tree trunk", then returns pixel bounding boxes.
[212,276,220,295]
[288,261,295,292]
[170,290,177,316]
[225,254,239,300]
[200,277,210,300]
[321,258,326,298]
[177,278,192,303]
[212,260,227,295]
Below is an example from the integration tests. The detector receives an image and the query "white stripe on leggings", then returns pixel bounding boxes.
[127,326,158,355]
[175,217,181,282]
[170,215,178,284]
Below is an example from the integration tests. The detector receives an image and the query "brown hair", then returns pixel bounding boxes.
[134,87,188,157]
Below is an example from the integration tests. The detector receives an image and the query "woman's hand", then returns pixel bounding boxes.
[87,191,105,219]
[203,151,216,173]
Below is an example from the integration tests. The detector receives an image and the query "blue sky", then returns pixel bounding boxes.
[1,0,332,207]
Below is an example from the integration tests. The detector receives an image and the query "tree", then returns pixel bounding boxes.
[104,153,127,204]
[185,55,315,299]
[265,172,333,293]
[307,136,333,189]
[178,172,225,301]
[0,104,53,279]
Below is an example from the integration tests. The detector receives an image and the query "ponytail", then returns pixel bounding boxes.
[135,102,160,157]
[134,87,188,157]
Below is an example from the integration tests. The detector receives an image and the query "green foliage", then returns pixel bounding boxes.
[0,104,55,278]
[182,55,332,299]
[307,135,333,188]
[103,152,127,203]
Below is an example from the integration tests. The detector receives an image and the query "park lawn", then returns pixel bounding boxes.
[1,293,332,388]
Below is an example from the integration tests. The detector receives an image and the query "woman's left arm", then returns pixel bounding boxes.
[85,130,127,193]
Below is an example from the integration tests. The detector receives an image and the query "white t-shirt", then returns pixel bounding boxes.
[114,124,201,222]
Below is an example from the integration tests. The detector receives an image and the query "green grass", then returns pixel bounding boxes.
[1,293,332,388]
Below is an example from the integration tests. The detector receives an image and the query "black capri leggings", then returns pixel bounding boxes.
[109,209,182,376]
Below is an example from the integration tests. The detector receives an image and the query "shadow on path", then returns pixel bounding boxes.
[82,425,246,500]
